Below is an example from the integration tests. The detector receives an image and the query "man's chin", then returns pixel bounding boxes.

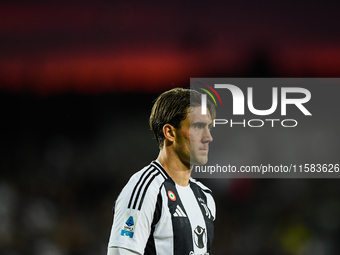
[190,156,209,166]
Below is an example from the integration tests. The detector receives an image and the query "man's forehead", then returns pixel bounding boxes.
[189,106,212,123]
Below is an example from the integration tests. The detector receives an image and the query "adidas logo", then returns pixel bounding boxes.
[173,205,187,217]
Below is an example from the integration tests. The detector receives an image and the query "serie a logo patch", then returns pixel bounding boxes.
[121,215,137,238]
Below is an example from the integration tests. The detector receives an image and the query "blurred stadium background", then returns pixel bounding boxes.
[1,1,340,254]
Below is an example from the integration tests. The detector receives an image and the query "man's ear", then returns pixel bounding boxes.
[163,124,175,143]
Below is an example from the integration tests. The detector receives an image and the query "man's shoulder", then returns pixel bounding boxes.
[117,161,168,212]
[122,161,168,199]
[127,160,168,186]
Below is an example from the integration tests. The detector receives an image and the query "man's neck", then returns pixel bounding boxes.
[157,149,192,187]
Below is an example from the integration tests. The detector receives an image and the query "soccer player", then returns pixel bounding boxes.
[107,88,216,255]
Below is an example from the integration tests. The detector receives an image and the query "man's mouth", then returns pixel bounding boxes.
[199,147,208,151]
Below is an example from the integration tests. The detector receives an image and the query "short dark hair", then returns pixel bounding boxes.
[149,88,216,148]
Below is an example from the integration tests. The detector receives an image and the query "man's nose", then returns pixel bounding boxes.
[203,127,213,142]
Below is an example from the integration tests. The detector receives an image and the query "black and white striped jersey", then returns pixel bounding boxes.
[108,160,215,255]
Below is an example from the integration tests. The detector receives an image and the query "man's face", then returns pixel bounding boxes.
[173,106,213,168]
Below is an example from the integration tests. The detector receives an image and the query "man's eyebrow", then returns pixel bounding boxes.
[192,121,213,127]
[192,122,207,126]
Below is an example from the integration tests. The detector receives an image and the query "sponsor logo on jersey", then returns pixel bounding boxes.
[194,225,206,249]
[168,190,176,201]
[173,205,187,217]
[121,215,137,238]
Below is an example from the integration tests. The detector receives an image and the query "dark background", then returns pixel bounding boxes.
[1,1,340,255]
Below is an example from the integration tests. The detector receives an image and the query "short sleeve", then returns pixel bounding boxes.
[108,172,161,254]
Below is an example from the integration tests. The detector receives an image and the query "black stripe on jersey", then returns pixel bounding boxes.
[137,171,160,210]
[190,178,212,194]
[132,168,158,210]
[190,181,214,253]
[127,165,154,209]
[163,180,194,254]
[152,161,169,179]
